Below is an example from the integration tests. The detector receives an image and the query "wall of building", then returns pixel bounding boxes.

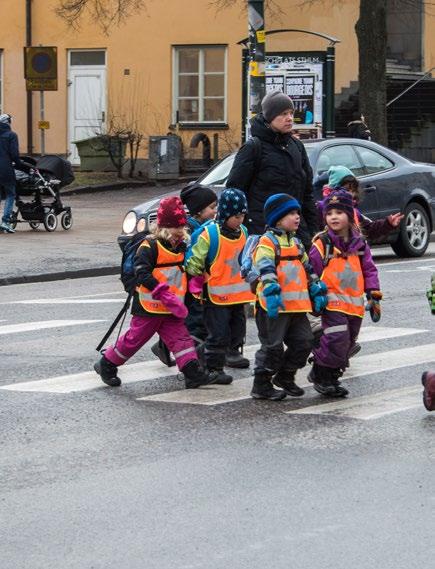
[0,0,432,161]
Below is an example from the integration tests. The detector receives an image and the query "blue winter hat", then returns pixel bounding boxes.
[328,165,356,189]
[264,193,301,227]
[217,188,248,223]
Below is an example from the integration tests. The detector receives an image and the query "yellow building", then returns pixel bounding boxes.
[0,0,434,165]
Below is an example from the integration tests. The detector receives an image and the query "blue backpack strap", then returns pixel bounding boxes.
[264,230,281,264]
[205,222,220,266]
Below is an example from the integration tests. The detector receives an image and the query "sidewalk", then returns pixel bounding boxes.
[0,185,175,286]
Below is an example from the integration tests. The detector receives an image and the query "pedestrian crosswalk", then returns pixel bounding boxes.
[0,319,106,335]
[0,325,432,420]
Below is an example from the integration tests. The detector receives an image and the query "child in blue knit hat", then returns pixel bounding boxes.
[250,193,328,400]
[186,188,255,383]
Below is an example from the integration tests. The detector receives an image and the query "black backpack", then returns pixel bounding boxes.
[120,230,150,293]
[96,231,150,352]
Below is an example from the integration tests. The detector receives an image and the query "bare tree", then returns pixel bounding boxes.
[55,0,147,33]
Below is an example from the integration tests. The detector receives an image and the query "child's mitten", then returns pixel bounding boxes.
[365,290,383,323]
[309,280,328,315]
[188,275,204,296]
[263,282,284,319]
[152,283,188,319]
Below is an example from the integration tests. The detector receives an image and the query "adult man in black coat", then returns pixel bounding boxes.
[0,114,27,233]
[226,91,318,249]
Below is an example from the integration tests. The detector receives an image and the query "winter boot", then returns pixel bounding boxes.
[349,342,361,359]
[273,370,305,397]
[94,354,122,387]
[251,373,286,400]
[151,339,176,367]
[182,360,215,389]
[308,364,348,398]
[422,371,435,411]
[207,368,233,385]
[225,347,250,369]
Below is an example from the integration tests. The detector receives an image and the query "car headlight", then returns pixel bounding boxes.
[136,217,146,233]
[122,211,137,234]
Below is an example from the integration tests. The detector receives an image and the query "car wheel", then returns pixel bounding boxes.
[43,212,58,232]
[390,202,430,257]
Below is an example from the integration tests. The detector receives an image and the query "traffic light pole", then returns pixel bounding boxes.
[247,0,265,125]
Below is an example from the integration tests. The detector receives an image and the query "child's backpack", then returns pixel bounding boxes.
[315,231,366,267]
[240,231,281,293]
[96,230,150,352]
[185,219,215,265]
[120,230,150,293]
[185,221,248,271]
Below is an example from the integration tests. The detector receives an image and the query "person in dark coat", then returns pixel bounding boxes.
[347,112,371,140]
[226,91,318,251]
[0,114,27,233]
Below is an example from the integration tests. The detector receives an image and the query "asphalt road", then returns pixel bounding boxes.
[1,247,435,568]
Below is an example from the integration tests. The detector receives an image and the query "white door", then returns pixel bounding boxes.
[68,50,106,165]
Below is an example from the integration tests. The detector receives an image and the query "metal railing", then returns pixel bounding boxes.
[386,67,435,108]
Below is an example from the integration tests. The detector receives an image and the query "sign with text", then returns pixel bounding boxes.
[285,75,315,126]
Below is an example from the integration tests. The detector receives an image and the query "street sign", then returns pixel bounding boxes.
[24,46,58,91]
[38,121,50,130]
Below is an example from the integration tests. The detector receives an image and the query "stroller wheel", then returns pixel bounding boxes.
[61,211,73,230]
[10,212,18,230]
[29,222,40,230]
[43,212,57,232]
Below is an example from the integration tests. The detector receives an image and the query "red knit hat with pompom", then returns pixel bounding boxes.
[157,196,187,228]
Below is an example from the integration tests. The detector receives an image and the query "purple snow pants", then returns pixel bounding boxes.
[313,310,362,369]
[104,314,197,371]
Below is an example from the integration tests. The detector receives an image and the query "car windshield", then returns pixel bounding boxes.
[198,154,235,186]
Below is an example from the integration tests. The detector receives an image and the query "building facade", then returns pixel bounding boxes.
[0,0,434,164]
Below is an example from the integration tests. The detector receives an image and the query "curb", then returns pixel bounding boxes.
[0,266,119,287]
[61,175,198,196]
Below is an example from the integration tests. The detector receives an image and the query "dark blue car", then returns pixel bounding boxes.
[120,138,435,257]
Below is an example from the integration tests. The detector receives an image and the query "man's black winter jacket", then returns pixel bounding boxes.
[226,114,318,249]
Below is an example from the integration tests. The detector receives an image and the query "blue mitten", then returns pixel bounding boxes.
[309,280,328,315]
[263,282,284,319]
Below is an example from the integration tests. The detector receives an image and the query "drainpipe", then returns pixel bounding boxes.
[26,0,33,155]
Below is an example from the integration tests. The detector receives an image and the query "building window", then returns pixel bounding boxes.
[173,46,226,124]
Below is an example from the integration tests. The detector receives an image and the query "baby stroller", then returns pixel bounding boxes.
[11,154,74,232]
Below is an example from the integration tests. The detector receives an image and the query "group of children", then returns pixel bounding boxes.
[94,166,394,400]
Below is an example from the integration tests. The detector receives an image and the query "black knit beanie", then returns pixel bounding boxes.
[261,91,295,123]
[180,183,217,215]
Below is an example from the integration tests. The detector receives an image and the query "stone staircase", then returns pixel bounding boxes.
[334,60,435,162]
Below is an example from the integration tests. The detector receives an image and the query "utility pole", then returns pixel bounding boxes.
[26,0,33,154]
[247,0,265,122]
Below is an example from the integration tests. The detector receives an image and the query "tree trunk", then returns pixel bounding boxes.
[355,0,388,145]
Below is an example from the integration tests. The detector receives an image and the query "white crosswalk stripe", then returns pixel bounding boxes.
[0,319,106,335]
[0,327,430,411]
[13,299,124,304]
[138,342,435,407]
[286,386,422,420]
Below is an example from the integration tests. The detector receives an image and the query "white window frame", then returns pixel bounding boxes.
[172,45,227,124]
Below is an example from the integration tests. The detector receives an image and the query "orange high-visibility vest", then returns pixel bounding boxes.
[206,226,255,305]
[257,235,312,313]
[137,240,187,314]
[313,237,365,317]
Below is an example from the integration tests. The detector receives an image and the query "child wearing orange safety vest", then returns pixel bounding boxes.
[94,196,213,390]
[308,189,381,398]
[185,188,255,384]
[251,194,328,400]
